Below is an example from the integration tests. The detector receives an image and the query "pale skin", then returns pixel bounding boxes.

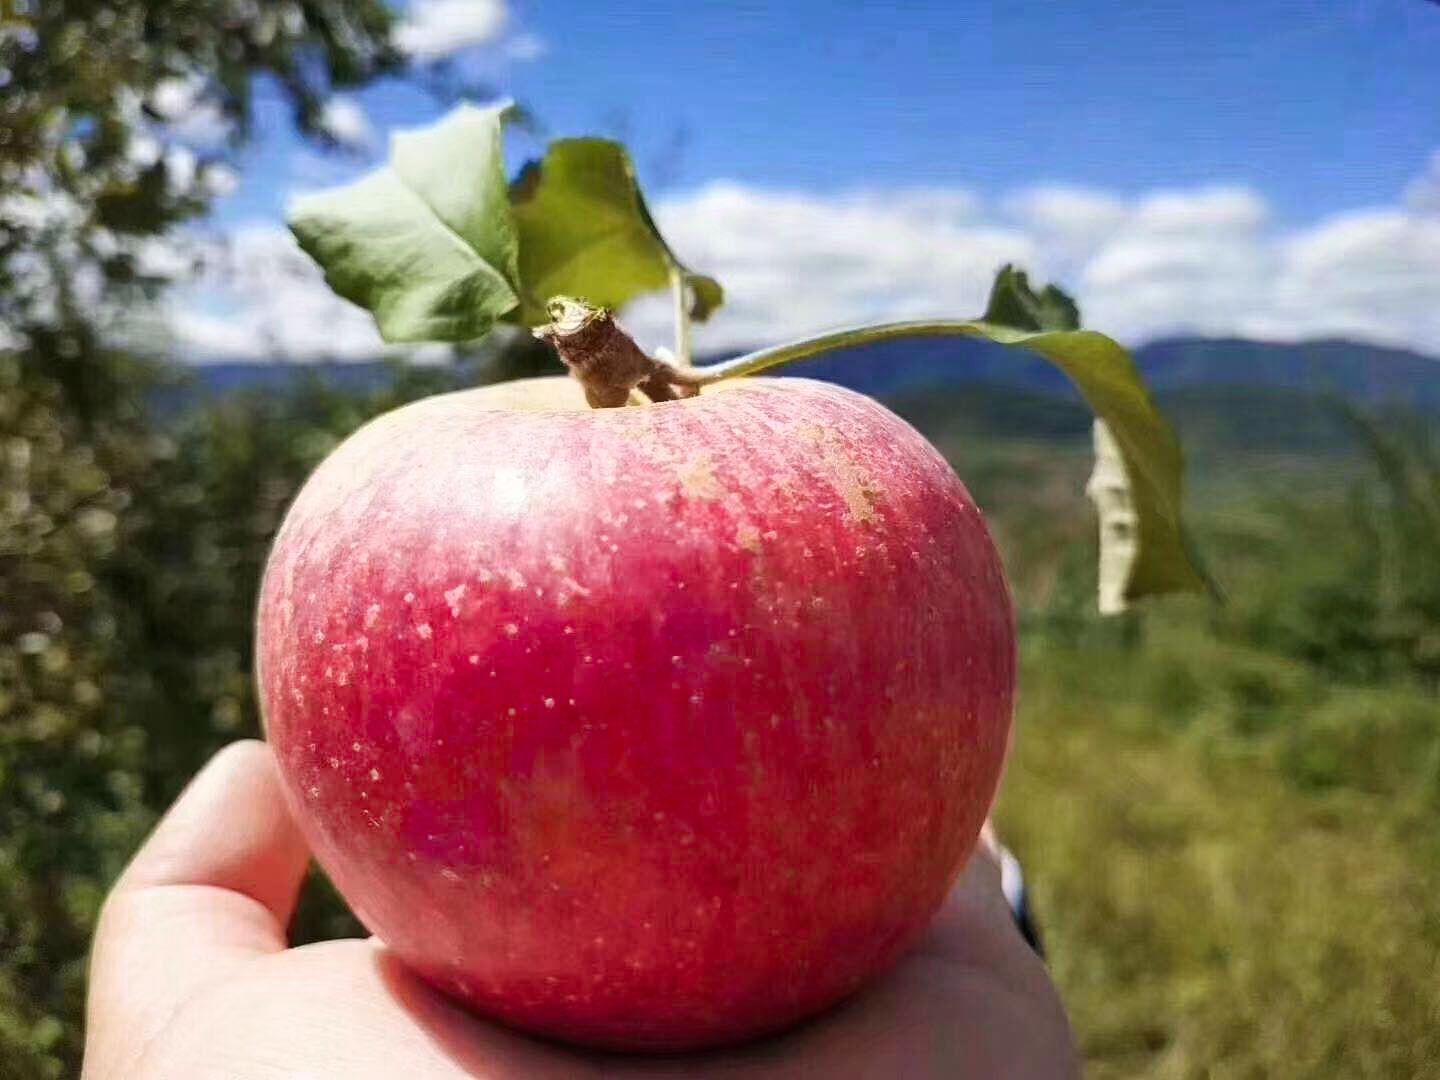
[83,741,1078,1079]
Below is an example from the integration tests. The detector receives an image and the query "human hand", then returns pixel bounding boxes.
[84,741,1076,1079]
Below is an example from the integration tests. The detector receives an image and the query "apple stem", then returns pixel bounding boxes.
[536,294,1022,410]
[686,320,1014,383]
[533,296,704,408]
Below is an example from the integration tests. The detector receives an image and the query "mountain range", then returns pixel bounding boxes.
[188,336,1440,406]
[181,336,1439,457]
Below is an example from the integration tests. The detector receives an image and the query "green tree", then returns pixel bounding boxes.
[0,3,408,1075]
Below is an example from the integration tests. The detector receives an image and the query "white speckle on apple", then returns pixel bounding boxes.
[504,623,519,637]
[490,467,529,516]
[444,583,467,616]
[416,623,433,640]
[543,697,555,709]
[403,591,415,603]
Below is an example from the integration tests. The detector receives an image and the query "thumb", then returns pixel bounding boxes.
[85,740,312,1079]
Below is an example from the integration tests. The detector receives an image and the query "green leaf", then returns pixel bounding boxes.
[288,102,519,343]
[509,138,723,326]
[978,265,1209,609]
[981,263,1081,333]
[967,316,1213,612]
[707,266,1214,612]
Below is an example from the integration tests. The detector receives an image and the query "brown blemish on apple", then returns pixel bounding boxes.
[794,425,881,524]
[735,522,763,554]
[828,452,880,524]
[678,453,723,500]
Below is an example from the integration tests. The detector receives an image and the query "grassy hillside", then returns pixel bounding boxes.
[894,394,1440,1077]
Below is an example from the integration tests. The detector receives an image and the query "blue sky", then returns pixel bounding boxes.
[175,0,1440,360]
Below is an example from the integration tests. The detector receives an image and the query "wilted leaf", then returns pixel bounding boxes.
[975,268,1212,609]
[713,266,1212,611]
[288,102,520,343]
[510,139,723,326]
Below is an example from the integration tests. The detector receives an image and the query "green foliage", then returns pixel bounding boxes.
[961,327,1207,608]
[0,348,160,1079]
[0,3,407,1074]
[510,138,723,324]
[966,410,1440,1077]
[1,0,404,350]
[980,263,1082,334]
[288,106,725,339]
[0,357,463,1076]
[289,104,522,343]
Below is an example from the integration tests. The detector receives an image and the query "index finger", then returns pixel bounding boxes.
[85,741,313,1078]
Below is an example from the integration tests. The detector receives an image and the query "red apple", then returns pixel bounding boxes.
[256,374,1015,1051]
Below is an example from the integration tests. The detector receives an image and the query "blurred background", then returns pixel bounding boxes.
[3,2,1440,1076]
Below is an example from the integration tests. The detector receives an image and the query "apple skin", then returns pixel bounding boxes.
[256,375,1015,1051]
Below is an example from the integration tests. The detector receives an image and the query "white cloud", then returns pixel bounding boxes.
[165,154,1440,363]
[150,78,198,121]
[1004,185,1127,271]
[505,32,547,62]
[1078,187,1277,342]
[1406,150,1440,215]
[149,75,231,146]
[126,134,162,169]
[165,223,385,361]
[1256,210,1440,349]
[202,163,239,199]
[396,0,509,61]
[620,175,1440,359]
[622,183,1034,354]
[318,96,374,151]
[164,145,197,194]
